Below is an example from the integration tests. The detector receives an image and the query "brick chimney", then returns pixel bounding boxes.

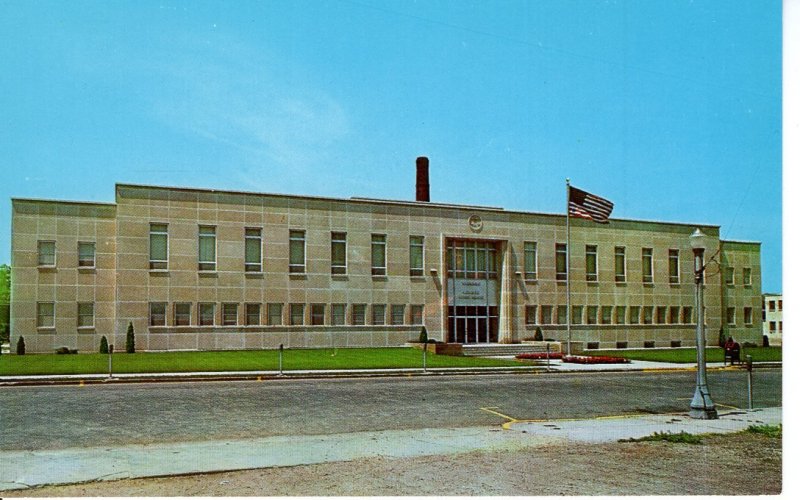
[416,156,430,202]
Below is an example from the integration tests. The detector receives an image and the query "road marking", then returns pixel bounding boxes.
[480,407,660,430]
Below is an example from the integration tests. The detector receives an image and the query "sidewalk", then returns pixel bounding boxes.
[0,359,780,386]
[0,407,781,492]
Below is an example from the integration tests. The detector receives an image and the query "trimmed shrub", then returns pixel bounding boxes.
[100,336,109,354]
[718,328,726,348]
[126,322,135,353]
[55,347,71,354]
[534,326,543,342]
[16,336,25,355]
[419,326,428,344]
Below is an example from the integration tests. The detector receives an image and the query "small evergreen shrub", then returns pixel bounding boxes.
[419,326,428,344]
[55,346,71,354]
[16,336,25,355]
[534,326,543,341]
[100,336,109,354]
[126,322,135,353]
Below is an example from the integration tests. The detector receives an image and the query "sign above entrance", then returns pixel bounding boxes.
[447,279,498,306]
[468,215,483,232]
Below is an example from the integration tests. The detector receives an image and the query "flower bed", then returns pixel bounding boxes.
[515,352,563,360]
[562,355,630,364]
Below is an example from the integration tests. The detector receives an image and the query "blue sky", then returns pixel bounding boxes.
[0,0,782,291]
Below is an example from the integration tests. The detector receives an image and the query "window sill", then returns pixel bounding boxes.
[77,326,95,332]
[37,266,57,271]
[245,272,264,278]
[149,269,170,275]
[372,275,389,282]
[37,327,56,332]
[410,276,426,282]
[289,273,307,280]
[198,271,218,277]
[643,282,655,288]
[332,275,349,281]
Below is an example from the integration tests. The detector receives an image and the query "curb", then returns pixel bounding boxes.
[0,362,780,386]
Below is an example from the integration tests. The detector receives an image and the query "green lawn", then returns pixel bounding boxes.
[0,347,524,376]
[591,346,782,363]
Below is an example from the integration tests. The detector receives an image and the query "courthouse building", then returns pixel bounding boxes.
[10,158,763,353]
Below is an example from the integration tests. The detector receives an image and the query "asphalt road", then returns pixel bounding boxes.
[0,369,781,451]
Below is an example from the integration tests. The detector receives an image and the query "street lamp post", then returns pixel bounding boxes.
[689,228,718,419]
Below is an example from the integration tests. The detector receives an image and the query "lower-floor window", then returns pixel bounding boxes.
[174,303,192,326]
[743,307,753,326]
[246,303,261,326]
[352,304,366,325]
[77,302,94,328]
[223,303,238,326]
[290,304,305,325]
[149,302,167,326]
[267,303,283,326]
[525,305,537,325]
[311,304,325,325]
[331,304,346,325]
[391,304,405,325]
[37,302,55,328]
[410,305,424,325]
[372,304,386,326]
[199,303,215,326]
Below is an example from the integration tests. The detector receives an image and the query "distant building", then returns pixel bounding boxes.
[762,293,782,346]
[9,158,763,353]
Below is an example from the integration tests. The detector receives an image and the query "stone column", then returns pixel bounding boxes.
[498,240,514,344]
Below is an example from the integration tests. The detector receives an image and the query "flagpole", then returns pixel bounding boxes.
[566,178,571,356]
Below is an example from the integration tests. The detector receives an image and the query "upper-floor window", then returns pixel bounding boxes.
[245,228,262,273]
[744,307,753,326]
[668,249,680,284]
[724,266,735,286]
[556,243,567,281]
[601,306,613,325]
[571,305,583,325]
[726,307,736,326]
[743,267,752,286]
[38,240,56,267]
[769,300,776,312]
[681,306,693,324]
[149,223,168,270]
[614,306,626,325]
[642,306,653,325]
[629,306,641,324]
[371,234,387,276]
[524,242,538,280]
[77,302,94,328]
[331,232,347,275]
[586,306,598,324]
[198,226,216,271]
[641,248,653,284]
[585,245,598,282]
[669,306,680,324]
[78,242,95,268]
[556,305,567,324]
[614,247,626,282]
[289,230,306,274]
[778,299,783,311]
[409,236,424,277]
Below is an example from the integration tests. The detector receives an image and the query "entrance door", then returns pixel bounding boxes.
[447,306,499,343]
[446,239,500,344]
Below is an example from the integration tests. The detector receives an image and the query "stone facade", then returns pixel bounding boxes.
[10,183,763,353]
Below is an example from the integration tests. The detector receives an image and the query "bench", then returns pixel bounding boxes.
[724,344,741,365]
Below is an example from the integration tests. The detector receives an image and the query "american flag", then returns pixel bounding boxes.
[569,186,614,223]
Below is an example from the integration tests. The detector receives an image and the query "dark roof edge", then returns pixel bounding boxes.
[12,197,117,207]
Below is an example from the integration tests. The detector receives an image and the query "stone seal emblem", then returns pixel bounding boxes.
[468,214,483,232]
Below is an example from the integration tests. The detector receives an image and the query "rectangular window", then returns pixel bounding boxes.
[601,306,612,325]
[410,305,424,325]
[409,236,425,277]
[586,306,598,325]
[199,303,215,326]
[524,242,538,280]
[221,303,238,326]
[245,303,261,326]
[556,243,567,281]
[331,304,346,326]
[629,306,641,325]
[669,306,681,325]
[556,305,567,325]
[289,230,306,274]
[614,306,626,325]
[682,306,693,324]
[311,304,325,325]
[615,247,626,282]
[727,307,736,326]
[769,300,776,312]
[149,302,167,326]
[198,226,216,271]
[655,306,667,324]
[571,305,583,325]
[78,242,95,268]
[668,249,680,284]
[744,307,753,326]
[267,303,283,326]
[38,241,56,267]
[778,300,782,311]
[642,306,653,325]
[77,302,94,328]
[779,321,783,333]
[352,304,366,326]
[290,304,305,326]
[769,321,776,333]
[725,266,735,286]
[37,302,55,328]
[585,245,598,282]
[540,305,553,325]
[525,305,538,325]
[174,303,192,326]
[743,268,752,286]
[331,232,347,275]
[391,304,405,325]
[372,304,386,325]
[642,248,653,284]
[371,234,387,276]
[149,223,168,270]
[245,228,262,273]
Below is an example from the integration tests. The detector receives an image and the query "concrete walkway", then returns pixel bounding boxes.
[0,407,781,492]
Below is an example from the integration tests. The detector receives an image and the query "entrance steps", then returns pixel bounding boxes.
[461,343,561,357]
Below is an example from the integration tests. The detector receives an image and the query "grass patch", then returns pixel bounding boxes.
[619,431,704,444]
[0,347,524,376]
[746,424,782,438]
[592,346,782,363]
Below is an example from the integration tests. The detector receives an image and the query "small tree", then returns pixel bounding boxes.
[125,322,135,353]
[16,336,25,355]
[534,326,544,342]
[419,326,428,344]
[99,336,109,354]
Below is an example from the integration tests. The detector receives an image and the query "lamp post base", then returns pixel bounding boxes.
[689,407,719,420]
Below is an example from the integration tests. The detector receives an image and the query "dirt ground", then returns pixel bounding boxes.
[11,432,781,496]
